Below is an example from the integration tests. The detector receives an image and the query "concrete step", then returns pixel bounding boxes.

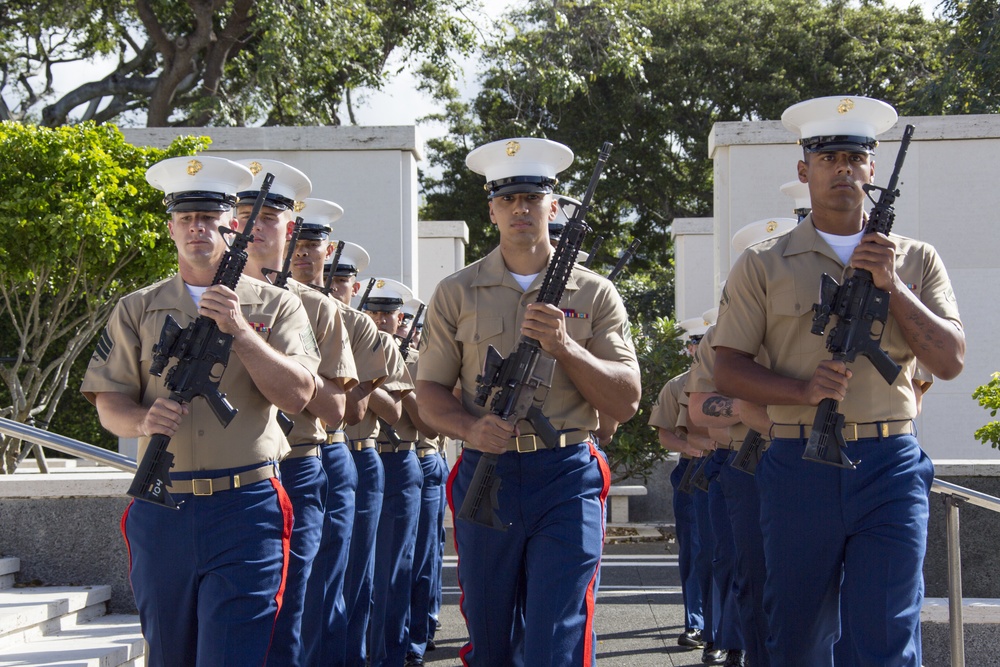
[921,598,1000,667]
[0,557,19,590]
[0,614,145,667]
[0,585,111,650]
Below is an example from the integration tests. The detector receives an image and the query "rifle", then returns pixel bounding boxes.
[315,240,346,295]
[731,429,766,475]
[677,455,701,495]
[583,235,604,269]
[260,216,304,436]
[688,453,712,492]
[804,124,915,469]
[459,141,614,531]
[262,216,304,289]
[357,277,403,449]
[397,303,425,361]
[128,173,275,509]
[607,239,641,282]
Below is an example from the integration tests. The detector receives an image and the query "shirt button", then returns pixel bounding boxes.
[198,430,205,436]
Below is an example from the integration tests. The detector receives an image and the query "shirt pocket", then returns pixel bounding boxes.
[456,315,504,377]
[565,314,594,345]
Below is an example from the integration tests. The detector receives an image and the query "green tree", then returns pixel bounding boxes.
[973,372,1000,449]
[1,0,477,127]
[0,122,208,471]
[917,0,1000,113]
[421,0,953,270]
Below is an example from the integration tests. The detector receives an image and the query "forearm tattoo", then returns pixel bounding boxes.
[702,395,734,419]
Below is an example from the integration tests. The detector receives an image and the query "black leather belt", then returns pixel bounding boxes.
[770,420,914,442]
[169,464,279,496]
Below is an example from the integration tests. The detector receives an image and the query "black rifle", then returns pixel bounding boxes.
[314,240,346,295]
[262,216,304,289]
[459,141,614,531]
[260,216,305,436]
[128,173,275,509]
[688,453,712,492]
[357,277,403,449]
[607,239,641,282]
[805,124,915,469]
[731,429,766,475]
[397,303,425,361]
[583,235,604,269]
[677,455,701,495]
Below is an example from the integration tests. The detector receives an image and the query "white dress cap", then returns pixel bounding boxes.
[781,96,897,154]
[400,298,426,321]
[677,316,710,339]
[702,307,719,327]
[732,218,797,255]
[235,158,312,211]
[145,156,254,212]
[324,241,370,277]
[467,137,574,199]
[361,278,414,313]
[298,198,345,240]
[780,180,811,210]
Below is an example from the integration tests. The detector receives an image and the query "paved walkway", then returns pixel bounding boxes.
[424,531,713,666]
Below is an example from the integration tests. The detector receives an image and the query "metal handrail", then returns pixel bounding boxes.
[0,416,136,473]
[930,478,1000,667]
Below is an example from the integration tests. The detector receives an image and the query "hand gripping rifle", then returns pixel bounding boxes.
[607,239,641,282]
[458,141,614,531]
[260,215,305,435]
[397,303,425,362]
[357,277,404,449]
[127,173,275,509]
[805,124,915,469]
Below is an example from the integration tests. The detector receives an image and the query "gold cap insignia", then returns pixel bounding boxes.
[248,161,263,175]
[766,220,778,233]
[186,159,202,176]
[505,140,520,157]
[293,201,305,213]
[837,98,855,114]
[376,279,386,288]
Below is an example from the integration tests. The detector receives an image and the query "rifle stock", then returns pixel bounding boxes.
[677,455,700,495]
[731,429,765,475]
[458,142,614,531]
[128,173,274,508]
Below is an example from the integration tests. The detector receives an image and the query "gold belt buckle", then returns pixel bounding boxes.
[515,434,538,453]
[843,423,859,442]
[192,478,214,496]
[882,423,890,438]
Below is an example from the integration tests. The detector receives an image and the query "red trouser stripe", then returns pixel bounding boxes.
[263,477,295,667]
[445,451,474,666]
[582,440,611,666]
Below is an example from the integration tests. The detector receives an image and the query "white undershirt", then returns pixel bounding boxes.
[185,284,209,309]
[816,229,864,265]
[510,272,539,292]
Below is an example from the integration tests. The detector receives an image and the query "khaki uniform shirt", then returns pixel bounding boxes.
[348,330,413,443]
[397,350,440,450]
[82,274,320,472]
[284,280,358,445]
[333,301,390,434]
[417,247,638,433]
[714,215,962,425]
[686,325,771,444]
[648,371,690,436]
